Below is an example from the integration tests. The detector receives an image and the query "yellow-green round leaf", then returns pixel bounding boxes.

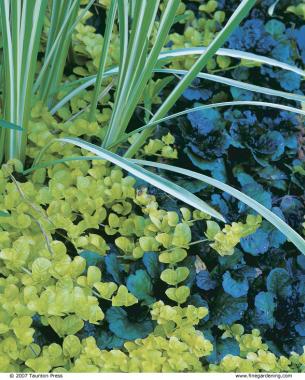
[87,266,101,287]
[112,285,138,307]
[165,286,190,304]
[172,223,191,247]
[205,221,221,240]
[139,236,159,251]
[63,335,81,358]
[160,267,190,286]
[26,357,51,373]
[32,258,52,280]
[94,281,117,300]
[159,248,187,264]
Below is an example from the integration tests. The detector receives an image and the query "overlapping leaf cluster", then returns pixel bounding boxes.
[0,0,305,374]
[0,144,263,372]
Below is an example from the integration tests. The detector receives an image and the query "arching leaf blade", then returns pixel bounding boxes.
[132,160,305,256]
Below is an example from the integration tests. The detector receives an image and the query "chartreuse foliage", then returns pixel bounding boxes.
[209,324,305,372]
[1,0,304,253]
[1,0,305,374]
[21,302,214,372]
[205,215,262,256]
[0,153,303,372]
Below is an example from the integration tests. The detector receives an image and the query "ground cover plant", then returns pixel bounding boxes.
[0,0,305,373]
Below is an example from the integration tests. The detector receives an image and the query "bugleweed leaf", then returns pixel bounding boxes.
[132,160,305,256]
